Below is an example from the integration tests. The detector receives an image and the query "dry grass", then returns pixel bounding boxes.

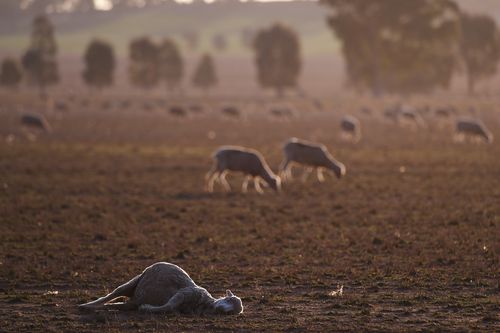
[0,92,499,332]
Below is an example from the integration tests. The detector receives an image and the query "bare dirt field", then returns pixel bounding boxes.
[0,93,499,332]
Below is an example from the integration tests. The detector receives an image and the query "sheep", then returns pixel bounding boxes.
[269,107,294,119]
[20,114,51,132]
[205,146,281,194]
[279,138,346,183]
[120,99,131,109]
[454,118,493,143]
[80,98,90,108]
[143,102,154,112]
[383,106,399,123]
[360,106,372,115]
[435,108,451,118]
[169,106,188,117]
[189,104,204,114]
[156,99,167,108]
[398,109,426,128]
[221,106,240,118]
[101,100,112,110]
[79,262,243,315]
[340,115,361,143]
[311,98,324,112]
[54,101,68,113]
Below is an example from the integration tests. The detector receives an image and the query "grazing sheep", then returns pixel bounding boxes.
[205,146,281,193]
[120,100,131,109]
[156,99,167,107]
[80,98,90,108]
[340,115,361,142]
[360,106,372,115]
[417,105,431,115]
[21,114,51,132]
[169,106,188,117]
[383,106,399,123]
[79,262,243,315]
[54,101,68,112]
[221,106,240,118]
[455,118,493,143]
[143,102,154,112]
[101,100,112,110]
[189,105,204,114]
[435,108,451,118]
[398,109,426,128]
[312,98,324,112]
[279,138,346,183]
[269,107,294,119]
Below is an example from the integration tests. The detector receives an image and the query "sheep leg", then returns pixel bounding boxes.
[103,301,137,311]
[139,291,185,313]
[301,167,313,183]
[206,171,220,193]
[279,159,291,181]
[219,171,231,192]
[285,165,293,181]
[354,132,361,143]
[242,175,252,193]
[205,165,219,192]
[316,168,325,183]
[79,274,141,310]
[253,178,264,194]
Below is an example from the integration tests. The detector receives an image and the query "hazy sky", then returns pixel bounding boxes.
[94,0,298,9]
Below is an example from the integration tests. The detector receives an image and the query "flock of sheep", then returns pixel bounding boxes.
[15,97,495,146]
[9,97,495,316]
[339,105,494,144]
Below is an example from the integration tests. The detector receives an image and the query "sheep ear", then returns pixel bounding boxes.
[226,290,234,297]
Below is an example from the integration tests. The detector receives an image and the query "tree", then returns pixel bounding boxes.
[253,23,301,97]
[22,15,59,97]
[158,38,184,92]
[322,0,461,95]
[0,58,22,89]
[192,53,217,93]
[82,39,115,90]
[129,37,159,90]
[460,13,500,95]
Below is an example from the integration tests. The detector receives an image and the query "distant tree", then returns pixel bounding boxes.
[322,0,461,95]
[129,37,159,90]
[22,15,59,98]
[0,58,23,89]
[192,53,217,93]
[82,39,115,90]
[212,33,228,52]
[253,23,301,97]
[460,13,500,95]
[158,38,184,92]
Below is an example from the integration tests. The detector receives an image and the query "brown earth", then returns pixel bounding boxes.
[0,93,499,332]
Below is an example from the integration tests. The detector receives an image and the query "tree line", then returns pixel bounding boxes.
[0,14,294,97]
[0,15,219,97]
[2,0,500,97]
